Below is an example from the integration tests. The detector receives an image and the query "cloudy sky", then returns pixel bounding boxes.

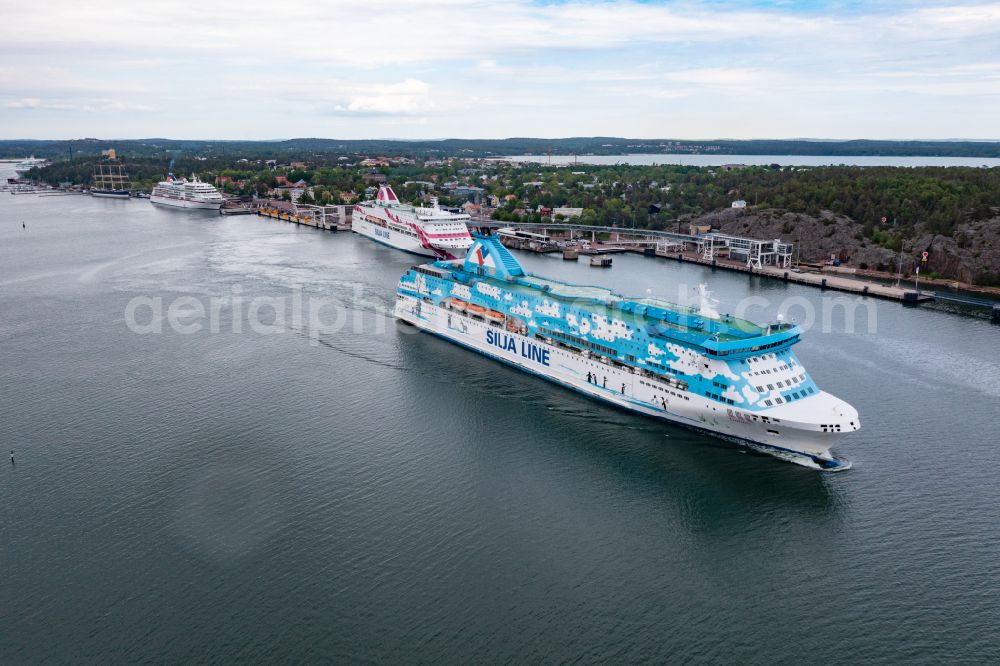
[2,0,999,140]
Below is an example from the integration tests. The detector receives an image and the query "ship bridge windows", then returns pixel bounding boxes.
[706,337,793,357]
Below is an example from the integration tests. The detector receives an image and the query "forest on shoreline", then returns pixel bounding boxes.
[24,152,1000,286]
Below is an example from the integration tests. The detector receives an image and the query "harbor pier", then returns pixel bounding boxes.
[253,201,352,232]
[481,221,934,304]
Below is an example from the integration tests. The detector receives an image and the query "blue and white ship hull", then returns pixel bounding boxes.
[395,296,853,470]
[394,235,860,470]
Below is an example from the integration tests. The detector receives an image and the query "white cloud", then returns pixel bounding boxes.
[896,3,1000,38]
[0,1,915,67]
[5,98,42,109]
[331,79,433,116]
[0,1,998,138]
[3,97,155,112]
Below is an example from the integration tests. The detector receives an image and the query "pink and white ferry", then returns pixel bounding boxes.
[353,185,473,258]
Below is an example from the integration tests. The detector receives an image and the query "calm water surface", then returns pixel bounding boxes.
[508,154,1000,168]
[1,182,999,663]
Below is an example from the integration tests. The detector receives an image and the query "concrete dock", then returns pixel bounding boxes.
[255,204,351,232]
[655,250,933,303]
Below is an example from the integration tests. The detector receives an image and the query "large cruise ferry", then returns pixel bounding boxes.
[150,174,225,209]
[353,185,473,258]
[395,235,860,470]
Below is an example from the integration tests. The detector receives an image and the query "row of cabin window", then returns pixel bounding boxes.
[414,266,444,278]
[727,408,781,424]
[754,373,807,392]
[761,386,815,407]
[705,391,735,405]
[539,327,616,357]
[639,379,691,401]
[370,219,416,237]
[751,365,798,376]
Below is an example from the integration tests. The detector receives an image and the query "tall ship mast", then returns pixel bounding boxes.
[150,174,225,210]
[395,235,860,470]
[91,149,131,198]
[353,185,473,258]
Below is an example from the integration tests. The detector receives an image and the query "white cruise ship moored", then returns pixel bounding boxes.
[353,185,473,258]
[14,156,47,175]
[150,174,225,210]
[394,234,861,470]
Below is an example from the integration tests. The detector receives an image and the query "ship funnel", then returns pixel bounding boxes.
[462,234,525,280]
[376,185,399,203]
[430,196,439,209]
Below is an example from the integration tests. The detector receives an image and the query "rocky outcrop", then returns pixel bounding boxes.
[688,208,1000,286]
[911,219,1000,285]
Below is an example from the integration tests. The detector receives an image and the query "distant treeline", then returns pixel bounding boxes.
[5,137,1000,160]
[24,155,234,192]
[30,156,1000,241]
[28,155,369,197]
[24,153,1000,283]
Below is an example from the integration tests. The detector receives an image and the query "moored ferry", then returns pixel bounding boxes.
[14,156,46,175]
[150,174,225,209]
[394,235,860,470]
[353,185,473,258]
